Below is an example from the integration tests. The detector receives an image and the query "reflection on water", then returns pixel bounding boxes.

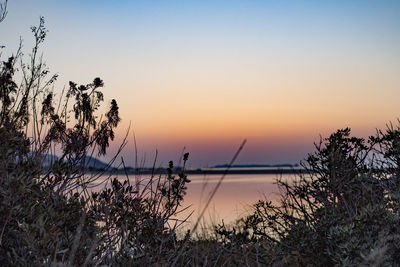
[89,173,296,228]
[179,174,295,227]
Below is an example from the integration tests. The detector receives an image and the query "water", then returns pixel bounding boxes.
[90,173,296,228]
[178,173,295,227]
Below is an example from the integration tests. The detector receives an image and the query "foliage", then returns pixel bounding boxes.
[0,17,191,266]
[212,127,400,266]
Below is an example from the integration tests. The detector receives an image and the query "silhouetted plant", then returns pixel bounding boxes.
[212,127,400,266]
[0,16,192,266]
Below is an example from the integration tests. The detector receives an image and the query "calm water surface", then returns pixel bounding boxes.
[177,173,295,227]
[91,173,295,228]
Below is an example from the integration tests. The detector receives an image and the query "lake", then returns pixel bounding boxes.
[90,172,296,229]
[176,173,295,228]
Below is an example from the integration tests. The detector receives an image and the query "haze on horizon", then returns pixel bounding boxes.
[1,0,400,167]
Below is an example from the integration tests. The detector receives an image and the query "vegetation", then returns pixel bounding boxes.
[0,15,191,265]
[2,6,400,266]
[208,127,400,265]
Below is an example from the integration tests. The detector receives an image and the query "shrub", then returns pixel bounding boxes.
[216,127,400,266]
[0,16,191,265]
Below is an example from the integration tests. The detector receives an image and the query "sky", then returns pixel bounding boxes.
[1,0,400,167]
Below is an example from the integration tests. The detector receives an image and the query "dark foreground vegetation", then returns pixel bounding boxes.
[2,8,400,267]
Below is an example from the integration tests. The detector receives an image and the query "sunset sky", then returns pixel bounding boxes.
[2,0,400,167]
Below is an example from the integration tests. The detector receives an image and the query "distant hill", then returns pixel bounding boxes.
[41,154,109,170]
[84,156,109,169]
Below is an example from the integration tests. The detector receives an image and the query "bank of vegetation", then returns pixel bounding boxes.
[1,7,400,266]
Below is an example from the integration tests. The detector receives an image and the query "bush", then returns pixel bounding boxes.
[0,17,191,265]
[214,127,400,266]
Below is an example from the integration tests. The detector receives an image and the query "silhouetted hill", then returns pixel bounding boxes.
[41,154,109,170]
[84,156,109,169]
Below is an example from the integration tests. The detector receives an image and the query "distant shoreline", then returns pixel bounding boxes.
[89,167,308,175]
[185,167,307,175]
